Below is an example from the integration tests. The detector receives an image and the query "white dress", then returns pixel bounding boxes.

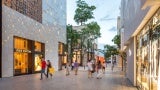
[87,62,93,71]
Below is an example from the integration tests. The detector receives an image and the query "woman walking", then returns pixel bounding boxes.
[46,60,53,78]
[66,62,70,76]
[74,60,79,75]
[96,61,102,79]
[102,62,106,74]
[87,60,93,78]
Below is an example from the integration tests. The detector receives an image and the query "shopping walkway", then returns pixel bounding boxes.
[0,64,137,90]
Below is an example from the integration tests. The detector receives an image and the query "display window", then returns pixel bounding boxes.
[35,41,42,52]
[150,40,158,90]
[34,54,42,71]
[14,36,45,75]
[14,52,29,75]
[136,30,150,90]
[136,9,160,90]
[72,51,81,63]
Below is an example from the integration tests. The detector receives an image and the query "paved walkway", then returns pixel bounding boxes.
[0,64,137,90]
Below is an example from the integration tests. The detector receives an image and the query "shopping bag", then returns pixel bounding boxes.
[49,67,55,74]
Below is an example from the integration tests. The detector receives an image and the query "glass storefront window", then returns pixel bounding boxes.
[150,40,158,90]
[14,37,28,50]
[72,51,81,64]
[35,41,42,52]
[34,54,42,71]
[58,42,63,54]
[14,52,29,75]
[136,9,160,90]
[14,36,45,75]
[136,28,150,90]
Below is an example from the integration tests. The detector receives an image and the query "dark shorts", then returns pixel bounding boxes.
[102,67,105,69]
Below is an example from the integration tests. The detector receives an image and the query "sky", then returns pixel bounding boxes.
[67,0,121,49]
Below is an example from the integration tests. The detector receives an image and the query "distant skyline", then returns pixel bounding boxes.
[67,0,121,49]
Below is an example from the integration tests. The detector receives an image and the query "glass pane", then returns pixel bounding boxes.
[14,52,28,75]
[34,54,42,71]
[35,41,42,52]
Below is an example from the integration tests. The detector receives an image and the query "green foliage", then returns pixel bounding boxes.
[112,35,120,48]
[84,22,101,39]
[104,44,118,59]
[67,25,81,60]
[67,25,80,46]
[80,22,101,51]
[74,0,96,25]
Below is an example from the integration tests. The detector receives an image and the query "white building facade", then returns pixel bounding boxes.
[2,0,66,77]
[120,0,160,90]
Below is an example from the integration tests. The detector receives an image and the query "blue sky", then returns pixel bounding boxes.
[67,0,121,49]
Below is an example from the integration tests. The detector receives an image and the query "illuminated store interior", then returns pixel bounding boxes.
[14,36,44,75]
[136,9,160,90]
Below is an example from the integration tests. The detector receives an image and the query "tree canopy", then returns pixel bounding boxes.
[104,44,118,59]
[74,0,96,25]
[112,35,120,49]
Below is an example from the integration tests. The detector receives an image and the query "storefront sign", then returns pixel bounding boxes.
[14,49,31,53]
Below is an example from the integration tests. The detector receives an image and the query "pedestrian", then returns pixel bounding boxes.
[87,60,93,78]
[111,60,115,71]
[74,60,79,75]
[40,57,47,80]
[91,59,95,73]
[102,62,106,74]
[46,60,53,78]
[66,62,70,76]
[71,62,74,70]
[96,61,102,79]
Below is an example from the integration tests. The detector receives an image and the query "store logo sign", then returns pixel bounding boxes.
[14,49,31,53]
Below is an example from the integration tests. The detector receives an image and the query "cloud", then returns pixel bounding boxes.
[108,26,117,32]
[98,43,105,49]
[100,14,116,21]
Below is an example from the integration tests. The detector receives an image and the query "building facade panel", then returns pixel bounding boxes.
[121,0,149,45]
[42,0,66,43]
[3,0,42,23]
[126,38,135,85]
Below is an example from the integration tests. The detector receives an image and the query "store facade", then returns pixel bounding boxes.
[136,9,160,90]
[120,0,160,90]
[2,0,66,77]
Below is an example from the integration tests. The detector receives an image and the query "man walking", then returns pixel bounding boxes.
[40,57,47,80]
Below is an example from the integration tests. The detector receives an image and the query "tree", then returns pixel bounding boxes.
[112,35,120,49]
[74,0,96,25]
[72,0,101,65]
[104,44,118,59]
[84,22,101,39]
[66,25,81,64]
[79,22,101,61]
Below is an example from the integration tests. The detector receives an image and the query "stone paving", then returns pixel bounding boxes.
[0,64,137,90]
